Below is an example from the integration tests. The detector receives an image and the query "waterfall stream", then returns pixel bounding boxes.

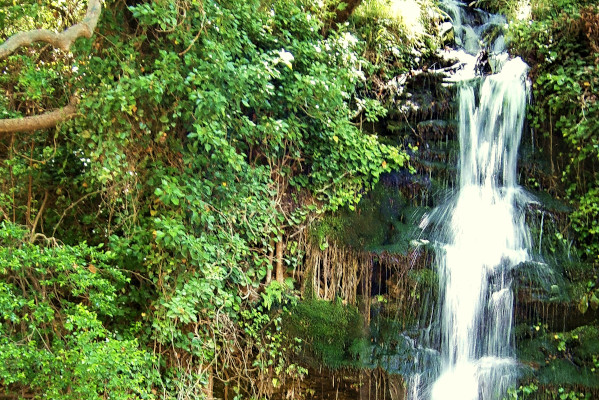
[410,1,533,399]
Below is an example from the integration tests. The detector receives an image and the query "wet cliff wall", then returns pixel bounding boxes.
[282,1,599,398]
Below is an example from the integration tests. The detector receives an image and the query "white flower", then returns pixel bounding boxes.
[277,49,294,70]
[340,32,358,49]
[353,69,366,81]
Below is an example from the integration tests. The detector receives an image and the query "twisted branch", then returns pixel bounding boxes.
[0,96,79,134]
[0,0,102,133]
[0,0,102,59]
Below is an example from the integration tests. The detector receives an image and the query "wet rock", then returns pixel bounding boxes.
[475,50,492,75]
[440,21,455,45]
[416,119,457,141]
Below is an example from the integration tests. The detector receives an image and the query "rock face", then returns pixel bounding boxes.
[325,2,599,399]
[279,2,598,398]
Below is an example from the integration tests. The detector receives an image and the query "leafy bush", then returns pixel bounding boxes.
[509,0,599,262]
[0,222,156,399]
[0,0,429,396]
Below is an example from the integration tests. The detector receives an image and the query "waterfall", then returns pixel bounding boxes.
[410,1,533,399]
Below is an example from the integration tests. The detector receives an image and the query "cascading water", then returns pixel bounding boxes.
[410,1,533,399]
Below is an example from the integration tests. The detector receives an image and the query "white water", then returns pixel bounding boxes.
[411,2,533,399]
[428,58,531,399]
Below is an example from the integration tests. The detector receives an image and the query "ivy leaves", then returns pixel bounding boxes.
[0,222,154,399]
[510,0,599,261]
[1,0,415,397]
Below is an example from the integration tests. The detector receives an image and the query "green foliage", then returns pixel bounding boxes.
[555,388,591,400]
[505,382,593,400]
[284,299,366,369]
[570,187,599,260]
[0,0,429,396]
[576,277,599,314]
[239,281,307,393]
[350,0,442,95]
[470,0,533,18]
[515,322,599,397]
[504,382,539,399]
[508,0,599,262]
[0,0,86,37]
[0,222,155,399]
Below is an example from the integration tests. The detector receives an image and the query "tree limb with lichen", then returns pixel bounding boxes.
[0,97,79,134]
[0,0,101,58]
[0,0,101,133]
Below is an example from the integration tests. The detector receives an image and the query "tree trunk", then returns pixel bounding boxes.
[334,0,363,24]
[202,364,214,400]
[0,101,77,134]
[266,239,274,284]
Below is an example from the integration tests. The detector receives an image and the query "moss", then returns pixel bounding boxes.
[515,261,570,303]
[408,268,436,288]
[571,325,599,358]
[369,316,417,370]
[516,325,599,395]
[531,191,573,214]
[537,359,598,388]
[517,334,555,366]
[309,182,429,254]
[283,299,367,369]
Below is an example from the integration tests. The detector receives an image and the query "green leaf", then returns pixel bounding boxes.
[590,292,599,311]
[578,294,588,314]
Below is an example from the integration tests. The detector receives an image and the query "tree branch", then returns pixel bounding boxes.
[0,97,79,134]
[0,1,101,133]
[29,190,49,243]
[0,0,102,59]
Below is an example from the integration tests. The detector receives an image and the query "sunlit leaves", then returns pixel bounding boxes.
[1,0,416,396]
[0,222,154,399]
[509,0,599,261]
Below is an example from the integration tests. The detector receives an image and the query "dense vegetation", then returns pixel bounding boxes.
[463,1,599,399]
[0,0,436,398]
[0,0,597,398]
[505,0,599,264]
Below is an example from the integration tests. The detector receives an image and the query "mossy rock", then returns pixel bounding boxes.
[516,324,599,396]
[537,359,598,389]
[311,181,430,253]
[529,190,573,214]
[570,325,599,358]
[283,299,367,369]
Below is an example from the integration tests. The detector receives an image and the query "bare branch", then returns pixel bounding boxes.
[29,190,49,243]
[0,97,78,134]
[0,0,102,59]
